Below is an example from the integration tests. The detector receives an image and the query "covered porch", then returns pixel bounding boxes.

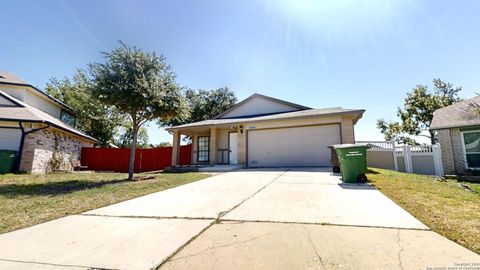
[170,124,244,167]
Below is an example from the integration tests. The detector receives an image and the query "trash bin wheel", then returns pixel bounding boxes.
[357,174,368,183]
[332,166,340,173]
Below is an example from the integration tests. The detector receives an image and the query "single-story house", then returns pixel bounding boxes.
[431,96,480,175]
[166,93,365,167]
[0,72,98,174]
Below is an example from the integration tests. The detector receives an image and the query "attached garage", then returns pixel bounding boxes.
[167,93,364,168]
[247,124,341,167]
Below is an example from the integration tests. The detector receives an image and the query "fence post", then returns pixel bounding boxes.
[404,145,413,173]
[392,141,398,171]
[433,144,444,177]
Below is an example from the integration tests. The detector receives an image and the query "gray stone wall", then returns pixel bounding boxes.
[20,128,93,174]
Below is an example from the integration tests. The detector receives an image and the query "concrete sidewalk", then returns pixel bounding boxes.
[0,168,478,269]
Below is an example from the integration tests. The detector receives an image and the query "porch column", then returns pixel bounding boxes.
[192,134,198,164]
[171,131,181,166]
[209,127,217,165]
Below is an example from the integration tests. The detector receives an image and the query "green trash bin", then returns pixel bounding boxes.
[0,150,17,174]
[333,144,368,183]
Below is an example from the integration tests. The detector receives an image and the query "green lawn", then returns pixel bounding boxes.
[367,168,480,254]
[0,172,210,234]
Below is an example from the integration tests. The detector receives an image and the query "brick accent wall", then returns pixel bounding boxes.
[450,128,467,174]
[437,128,467,175]
[437,129,455,174]
[341,116,355,144]
[20,128,93,174]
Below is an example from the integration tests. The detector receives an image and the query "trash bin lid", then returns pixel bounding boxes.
[332,144,369,149]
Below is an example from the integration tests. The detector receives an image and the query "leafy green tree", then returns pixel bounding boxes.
[89,42,187,179]
[164,87,237,126]
[114,126,150,148]
[153,142,172,147]
[45,69,125,145]
[377,79,462,145]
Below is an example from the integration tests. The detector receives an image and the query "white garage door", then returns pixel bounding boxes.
[247,124,341,167]
[0,128,21,151]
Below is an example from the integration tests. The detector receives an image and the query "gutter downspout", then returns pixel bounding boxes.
[14,122,50,172]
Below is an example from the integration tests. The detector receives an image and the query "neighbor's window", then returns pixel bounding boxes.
[462,131,480,168]
[60,110,76,127]
[197,136,210,162]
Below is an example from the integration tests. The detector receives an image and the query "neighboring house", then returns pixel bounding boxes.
[166,93,365,167]
[431,96,480,175]
[0,72,97,174]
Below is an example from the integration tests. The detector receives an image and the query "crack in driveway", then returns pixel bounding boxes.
[0,258,117,270]
[154,170,289,269]
[217,169,290,220]
[168,225,294,263]
[396,229,404,270]
[79,213,216,221]
[302,225,327,269]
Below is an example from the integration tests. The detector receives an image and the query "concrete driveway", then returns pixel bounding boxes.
[0,168,478,270]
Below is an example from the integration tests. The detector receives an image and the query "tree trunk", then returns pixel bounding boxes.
[128,124,139,180]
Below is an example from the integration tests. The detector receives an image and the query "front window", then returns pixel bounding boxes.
[462,131,480,168]
[60,110,76,127]
[197,136,210,162]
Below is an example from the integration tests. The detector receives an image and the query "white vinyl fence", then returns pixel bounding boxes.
[356,141,444,176]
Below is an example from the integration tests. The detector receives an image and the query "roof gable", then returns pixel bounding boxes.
[215,93,310,119]
[431,96,480,130]
[0,71,74,114]
[0,91,98,143]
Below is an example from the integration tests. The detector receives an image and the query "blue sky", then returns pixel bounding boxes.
[2,0,480,144]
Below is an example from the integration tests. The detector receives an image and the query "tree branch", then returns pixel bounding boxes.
[138,118,149,127]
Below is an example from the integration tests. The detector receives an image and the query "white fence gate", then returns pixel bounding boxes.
[356,141,444,176]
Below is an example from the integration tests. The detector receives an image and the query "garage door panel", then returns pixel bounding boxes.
[247,125,341,167]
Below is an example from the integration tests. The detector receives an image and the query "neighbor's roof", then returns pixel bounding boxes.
[167,107,365,131]
[0,90,98,143]
[430,96,480,130]
[0,71,74,113]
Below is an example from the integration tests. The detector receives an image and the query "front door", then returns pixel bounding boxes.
[229,132,238,164]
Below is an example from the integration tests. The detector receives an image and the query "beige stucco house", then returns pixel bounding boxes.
[0,72,98,174]
[167,93,365,167]
[431,96,480,175]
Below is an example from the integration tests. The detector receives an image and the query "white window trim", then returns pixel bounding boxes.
[460,130,480,169]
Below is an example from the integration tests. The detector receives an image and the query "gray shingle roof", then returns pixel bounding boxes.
[430,96,480,130]
[167,107,365,131]
[0,90,98,143]
[0,71,29,85]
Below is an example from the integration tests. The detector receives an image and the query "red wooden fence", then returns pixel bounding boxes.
[81,145,192,172]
